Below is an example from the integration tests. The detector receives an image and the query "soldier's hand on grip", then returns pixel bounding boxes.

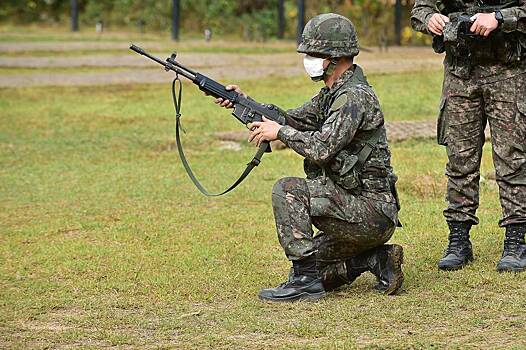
[248,117,282,147]
[428,13,450,35]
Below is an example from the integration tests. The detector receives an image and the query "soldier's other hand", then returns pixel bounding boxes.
[248,117,282,147]
[214,97,234,108]
[428,13,450,35]
[470,13,499,37]
[225,84,245,96]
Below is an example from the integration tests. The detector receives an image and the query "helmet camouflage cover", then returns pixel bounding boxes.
[297,13,360,58]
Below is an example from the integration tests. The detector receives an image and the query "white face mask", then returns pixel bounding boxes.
[303,55,325,81]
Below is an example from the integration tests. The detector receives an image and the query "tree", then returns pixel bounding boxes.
[394,0,402,45]
[297,0,305,43]
[172,0,180,40]
[70,0,79,31]
[278,0,285,39]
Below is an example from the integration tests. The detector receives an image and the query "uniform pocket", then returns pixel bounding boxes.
[517,97,526,116]
[517,73,526,116]
[437,97,448,146]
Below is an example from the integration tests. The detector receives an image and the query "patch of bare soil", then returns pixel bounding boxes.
[0,46,443,88]
[217,119,439,145]
[216,119,491,146]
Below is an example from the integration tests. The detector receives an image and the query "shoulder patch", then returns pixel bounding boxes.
[329,94,348,112]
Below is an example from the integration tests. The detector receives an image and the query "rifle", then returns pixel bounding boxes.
[129,44,286,196]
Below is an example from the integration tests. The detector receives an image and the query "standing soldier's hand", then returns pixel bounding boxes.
[470,13,499,37]
[428,13,450,35]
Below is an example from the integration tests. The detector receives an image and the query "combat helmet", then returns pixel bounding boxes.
[297,13,360,58]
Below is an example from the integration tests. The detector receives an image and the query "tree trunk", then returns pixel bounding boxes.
[296,0,305,44]
[70,0,79,32]
[394,0,402,45]
[278,0,285,39]
[172,0,180,41]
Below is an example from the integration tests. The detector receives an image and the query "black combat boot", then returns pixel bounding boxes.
[346,244,404,295]
[496,224,526,273]
[437,221,473,271]
[258,255,325,302]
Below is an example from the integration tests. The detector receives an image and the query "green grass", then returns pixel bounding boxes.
[0,66,151,75]
[0,24,188,42]
[372,71,443,121]
[2,72,523,349]
[0,46,295,58]
[0,24,274,44]
[0,68,442,121]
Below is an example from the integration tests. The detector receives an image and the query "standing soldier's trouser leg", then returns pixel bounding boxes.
[440,72,485,225]
[483,74,526,227]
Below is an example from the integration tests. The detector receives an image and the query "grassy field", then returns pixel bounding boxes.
[1,65,525,349]
[0,70,443,121]
[0,46,297,58]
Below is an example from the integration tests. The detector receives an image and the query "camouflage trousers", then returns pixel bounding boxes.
[438,70,526,227]
[271,177,396,287]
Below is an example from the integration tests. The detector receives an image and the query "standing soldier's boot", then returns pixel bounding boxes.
[258,255,325,302]
[438,221,473,271]
[346,244,404,295]
[496,224,526,273]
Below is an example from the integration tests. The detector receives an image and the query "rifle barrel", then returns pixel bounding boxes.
[129,44,195,81]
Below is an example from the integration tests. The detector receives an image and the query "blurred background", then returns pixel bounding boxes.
[0,0,430,46]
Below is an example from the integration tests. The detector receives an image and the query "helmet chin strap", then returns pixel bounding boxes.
[324,58,338,77]
[311,57,338,82]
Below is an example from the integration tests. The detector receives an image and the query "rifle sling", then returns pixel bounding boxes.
[172,76,268,197]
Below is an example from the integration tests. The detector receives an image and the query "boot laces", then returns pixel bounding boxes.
[445,229,469,255]
[503,236,526,257]
[278,263,317,289]
[278,273,297,289]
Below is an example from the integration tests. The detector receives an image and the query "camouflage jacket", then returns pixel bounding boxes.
[411,0,526,80]
[277,65,399,224]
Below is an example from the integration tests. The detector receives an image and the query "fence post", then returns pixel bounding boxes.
[296,0,305,44]
[278,0,285,39]
[395,0,402,45]
[172,0,180,41]
[70,0,79,32]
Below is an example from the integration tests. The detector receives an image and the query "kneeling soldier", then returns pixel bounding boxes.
[215,13,404,301]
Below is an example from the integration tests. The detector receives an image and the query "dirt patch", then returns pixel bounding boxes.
[0,46,443,88]
[217,120,439,144]
[0,41,166,53]
[216,119,491,146]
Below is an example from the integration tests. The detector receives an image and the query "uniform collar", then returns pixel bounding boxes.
[328,65,356,93]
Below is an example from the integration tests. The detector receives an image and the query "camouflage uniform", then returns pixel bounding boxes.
[411,1,526,227]
[273,65,400,286]
[257,13,403,301]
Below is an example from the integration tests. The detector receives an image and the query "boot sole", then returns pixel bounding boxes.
[258,291,326,302]
[496,265,526,273]
[437,254,474,271]
[383,245,404,296]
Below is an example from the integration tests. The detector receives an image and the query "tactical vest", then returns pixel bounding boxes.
[433,0,526,67]
[303,68,388,193]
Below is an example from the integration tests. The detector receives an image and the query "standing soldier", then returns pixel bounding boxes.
[214,13,404,301]
[411,1,526,271]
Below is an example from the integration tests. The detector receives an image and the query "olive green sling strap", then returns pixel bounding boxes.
[172,76,269,197]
